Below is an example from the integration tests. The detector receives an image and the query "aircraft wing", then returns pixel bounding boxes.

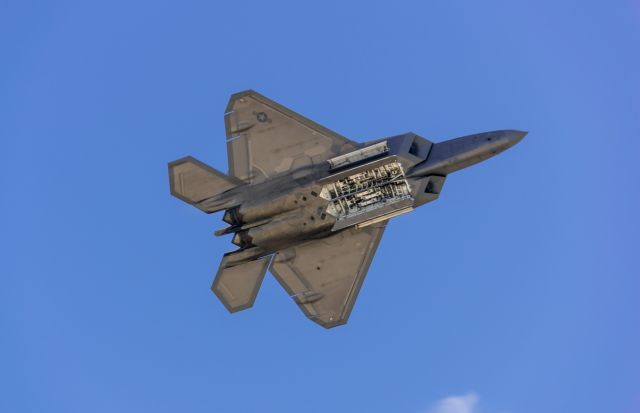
[224,90,356,184]
[270,223,386,328]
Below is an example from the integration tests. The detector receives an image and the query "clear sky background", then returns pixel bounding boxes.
[2,1,639,412]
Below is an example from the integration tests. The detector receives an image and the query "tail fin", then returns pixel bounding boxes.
[169,156,242,206]
[211,254,272,313]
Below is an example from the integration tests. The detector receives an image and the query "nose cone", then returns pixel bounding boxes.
[501,129,527,149]
[407,129,528,177]
[472,129,528,163]
[477,129,527,155]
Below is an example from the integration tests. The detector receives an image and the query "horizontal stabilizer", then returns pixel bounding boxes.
[211,255,271,313]
[169,156,242,205]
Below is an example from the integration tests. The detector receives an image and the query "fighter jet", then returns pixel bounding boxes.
[169,90,526,328]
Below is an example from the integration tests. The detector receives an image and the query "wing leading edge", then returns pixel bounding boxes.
[270,223,387,328]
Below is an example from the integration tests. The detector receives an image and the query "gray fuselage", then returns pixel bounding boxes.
[197,129,525,265]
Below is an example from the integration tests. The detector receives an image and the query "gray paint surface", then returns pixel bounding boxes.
[169,90,526,328]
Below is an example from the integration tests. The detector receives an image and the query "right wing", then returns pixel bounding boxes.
[270,223,386,328]
[224,90,357,184]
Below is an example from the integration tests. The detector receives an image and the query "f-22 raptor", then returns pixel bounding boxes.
[169,90,526,328]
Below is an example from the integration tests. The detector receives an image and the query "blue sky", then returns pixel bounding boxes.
[2,1,639,412]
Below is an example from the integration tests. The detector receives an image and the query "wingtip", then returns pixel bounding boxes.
[229,89,257,100]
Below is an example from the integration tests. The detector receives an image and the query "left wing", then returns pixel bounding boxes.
[270,224,386,328]
[224,90,356,184]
